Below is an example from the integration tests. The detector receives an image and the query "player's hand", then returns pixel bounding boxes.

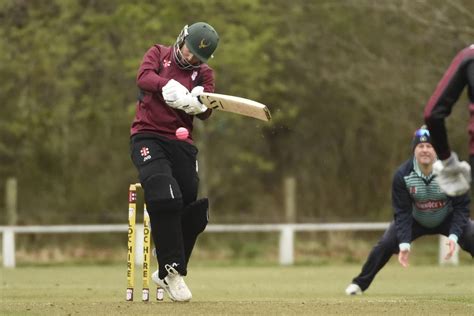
[433,152,471,196]
[190,85,204,97]
[179,96,208,114]
[183,86,207,114]
[162,79,189,105]
[173,86,207,115]
[162,81,207,115]
[444,239,457,260]
[398,250,410,268]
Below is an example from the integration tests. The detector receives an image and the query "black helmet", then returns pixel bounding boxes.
[174,22,219,69]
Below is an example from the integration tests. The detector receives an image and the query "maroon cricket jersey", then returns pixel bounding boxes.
[130,45,215,143]
[424,45,474,159]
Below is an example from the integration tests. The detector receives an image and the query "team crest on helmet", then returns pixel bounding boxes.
[199,39,210,49]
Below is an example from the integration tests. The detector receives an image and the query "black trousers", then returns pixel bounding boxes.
[352,216,474,291]
[130,133,199,278]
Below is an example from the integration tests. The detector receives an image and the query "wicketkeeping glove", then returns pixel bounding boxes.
[433,152,471,196]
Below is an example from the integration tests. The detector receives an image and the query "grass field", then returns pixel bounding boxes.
[1,263,473,315]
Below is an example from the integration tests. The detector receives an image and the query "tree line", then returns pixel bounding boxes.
[1,0,473,225]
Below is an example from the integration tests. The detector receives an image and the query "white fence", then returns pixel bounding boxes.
[0,223,458,268]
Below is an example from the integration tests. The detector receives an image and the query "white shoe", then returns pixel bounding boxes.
[152,265,192,302]
[345,283,362,295]
[151,270,169,301]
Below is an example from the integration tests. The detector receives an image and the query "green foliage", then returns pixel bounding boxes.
[0,0,473,224]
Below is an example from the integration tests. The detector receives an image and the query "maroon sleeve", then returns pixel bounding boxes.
[424,45,474,160]
[136,45,169,93]
[196,65,215,120]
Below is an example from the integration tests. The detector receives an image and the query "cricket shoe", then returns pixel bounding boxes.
[151,265,192,302]
[345,283,362,295]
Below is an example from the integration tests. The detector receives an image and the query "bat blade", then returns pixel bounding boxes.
[198,93,272,121]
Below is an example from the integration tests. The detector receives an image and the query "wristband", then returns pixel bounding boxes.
[448,234,458,243]
[399,243,411,252]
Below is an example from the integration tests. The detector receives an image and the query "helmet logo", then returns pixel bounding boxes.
[199,39,210,49]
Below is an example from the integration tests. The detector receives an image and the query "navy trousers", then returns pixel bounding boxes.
[352,216,474,291]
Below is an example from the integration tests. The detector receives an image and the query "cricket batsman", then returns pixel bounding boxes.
[129,22,219,302]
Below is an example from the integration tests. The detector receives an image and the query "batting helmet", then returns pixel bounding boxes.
[174,22,219,69]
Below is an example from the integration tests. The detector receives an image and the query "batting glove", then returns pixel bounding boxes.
[190,86,204,98]
[433,152,471,196]
[175,86,207,115]
[162,79,190,106]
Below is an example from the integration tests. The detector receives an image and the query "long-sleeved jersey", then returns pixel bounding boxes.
[424,44,474,159]
[392,158,470,244]
[130,44,215,143]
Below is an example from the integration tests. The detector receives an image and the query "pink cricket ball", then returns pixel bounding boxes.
[175,127,189,140]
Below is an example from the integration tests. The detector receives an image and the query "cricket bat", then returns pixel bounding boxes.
[198,92,272,122]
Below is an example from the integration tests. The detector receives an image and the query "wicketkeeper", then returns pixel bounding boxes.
[129,22,219,302]
[424,44,474,196]
[345,126,474,295]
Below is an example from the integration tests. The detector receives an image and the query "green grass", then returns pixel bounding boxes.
[1,263,473,315]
